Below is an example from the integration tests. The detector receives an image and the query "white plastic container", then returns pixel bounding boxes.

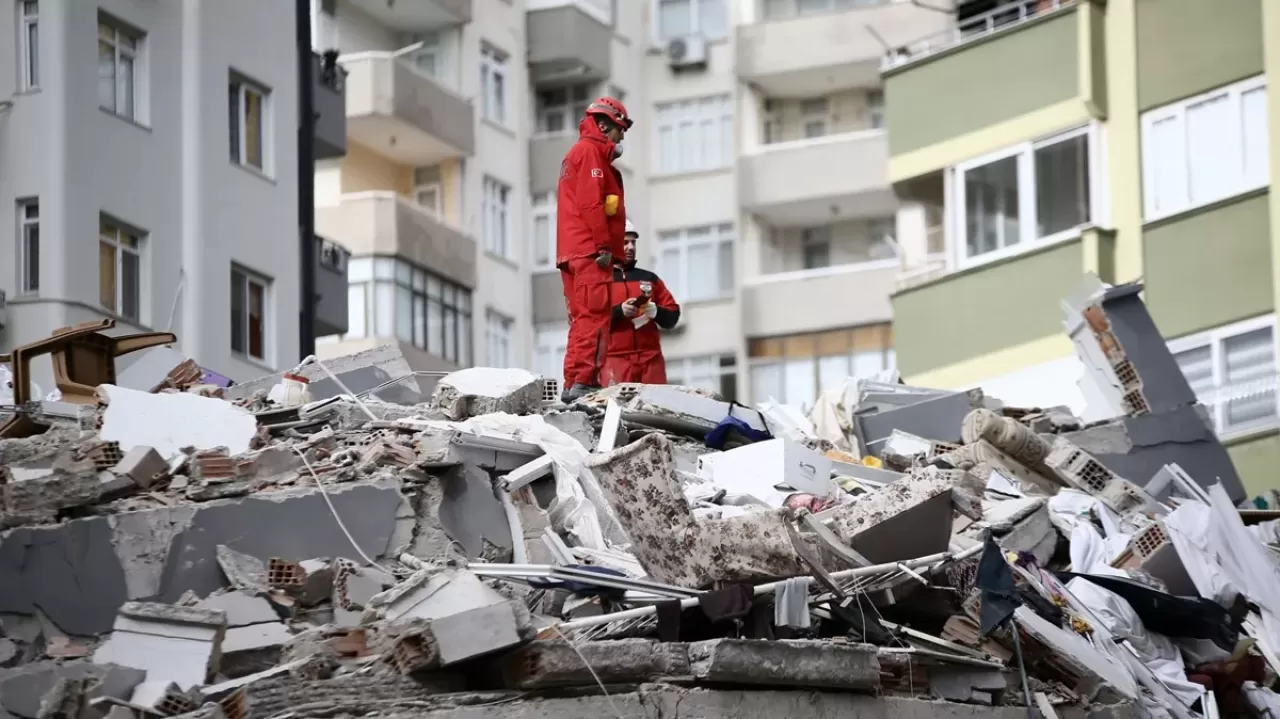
[267,373,313,408]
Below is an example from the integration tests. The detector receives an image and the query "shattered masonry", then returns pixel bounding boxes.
[0,275,1273,719]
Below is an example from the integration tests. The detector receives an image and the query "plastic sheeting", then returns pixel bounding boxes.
[442,413,631,553]
[1066,524,1202,707]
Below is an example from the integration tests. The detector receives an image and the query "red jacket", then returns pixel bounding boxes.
[607,263,680,356]
[556,117,626,266]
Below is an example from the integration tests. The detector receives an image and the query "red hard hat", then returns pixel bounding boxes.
[585,96,633,130]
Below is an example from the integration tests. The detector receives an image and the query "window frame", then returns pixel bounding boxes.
[655,222,735,303]
[482,176,512,260]
[952,123,1099,270]
[97,14,143,122]
[653,94,734,176]
[1169,314,1280,438]
[17,198,38,295]
[1140,74,1269,223]
[666,354,737,400]
[98,215,144,322]
[479,42,509,126]
[653,0,728,44]
[748,326,896,411]
[485,309,514,367]
[533,322,569,381]
[415,182,441,215]
[19,0,38,91]
[344,256,473,366]
[534,83,592,136]
[531,192,557,271]
[229,73,272,175]
[230,265,272,363]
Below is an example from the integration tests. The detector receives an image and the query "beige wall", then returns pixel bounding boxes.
[340,141,412,195]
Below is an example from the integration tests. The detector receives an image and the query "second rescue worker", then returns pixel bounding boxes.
[556,96,632,402]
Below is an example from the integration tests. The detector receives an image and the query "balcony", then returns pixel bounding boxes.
[736,1,951,97]
[313,52,347,160]
[315,192,477,289]
[528,132,575,195]
[341,53,475,166]
[527,1,612,87]
[346,0,471,31]
[883,0,1104,165]
[314,236,350,337]
[743,262,898,338]
[739,131,893,226]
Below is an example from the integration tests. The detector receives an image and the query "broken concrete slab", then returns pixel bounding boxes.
[111,447,168,491]
[687,639,880,691]
[0,481,405,636]
[431,368,544,421]
[0,662,145,719]
[214,546,267,594]
[826,475,954,565]
[623,385,769,438]
[364,569,506,624]
[194,592,277,628]
[91,603,227,690]
[428,600,532,666]
[98,386,258,460]
[498,639,690,689]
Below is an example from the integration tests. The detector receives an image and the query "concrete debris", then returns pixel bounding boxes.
[0,286,1266,718]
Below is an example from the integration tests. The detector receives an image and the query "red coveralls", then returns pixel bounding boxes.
[602,263,681,386]
[557,117,627,389]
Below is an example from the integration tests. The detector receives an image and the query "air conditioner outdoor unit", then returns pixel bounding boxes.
[667,35,707,69]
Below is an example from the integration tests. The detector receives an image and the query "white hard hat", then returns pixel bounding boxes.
[624,219,638,236]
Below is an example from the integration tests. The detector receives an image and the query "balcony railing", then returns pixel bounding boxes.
[883,0,1076,69]
[317,50,347,93]
[317,235,350,273]
[892,226,947,291]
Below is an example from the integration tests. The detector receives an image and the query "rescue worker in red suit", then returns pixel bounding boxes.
[557,96,633,402]
[603,220,681,385]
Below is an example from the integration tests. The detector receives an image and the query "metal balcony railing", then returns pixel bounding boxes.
[317,235,350,273]
[883,0,1076,69]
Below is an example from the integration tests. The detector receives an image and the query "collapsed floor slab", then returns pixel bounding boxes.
[0,481,407,635]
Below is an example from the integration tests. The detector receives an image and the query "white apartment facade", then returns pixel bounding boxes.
[319,0,945,409]
[0,0,305,393]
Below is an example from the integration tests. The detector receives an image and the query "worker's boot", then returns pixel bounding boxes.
[561,383,601,403]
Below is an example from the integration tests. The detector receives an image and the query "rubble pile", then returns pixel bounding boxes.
[1,275,1278,719]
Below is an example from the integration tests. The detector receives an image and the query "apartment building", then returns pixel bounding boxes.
[315,0,536,373]
[526,0,947,407]
[0,0,337,394]
[881,0,1280,495]
[314,0,947,406]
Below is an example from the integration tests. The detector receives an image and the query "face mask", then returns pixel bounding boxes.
[613,142,624,160]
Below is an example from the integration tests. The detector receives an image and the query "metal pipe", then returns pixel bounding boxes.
[297,0,317,360]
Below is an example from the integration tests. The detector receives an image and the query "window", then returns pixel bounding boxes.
[1171,315,1279,436]
[98,215,143,322]
[534,323,569,382]
[764,0,878,20]
[955,125,1094,266]
[486,310,513,367]
[16,199,38,294]
[345,257,473,365]
[413,166,441,215]
[483,176,512,259]
[410,31,441,78]
[231,267,270,361]
[19,1,37,90]
[608,85,627,104]
[800,97,829,139]
[98,15,142,121]
[229,74,270,173]
[749,324,894,412]
[667,355,737,401]
[800,227,831,270]
[532,192,556,270]
[1142,76,1268,221]
[867,89,884,129]
[480,43,509,125]
[657,223,734,302]
[655,0,727,41]
[535,84,591,135]
[654,94,733,175]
